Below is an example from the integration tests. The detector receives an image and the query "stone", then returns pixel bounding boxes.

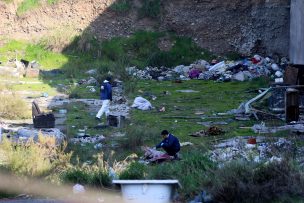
[0,66,21,77]
[16,127,66,145]
[85,69,97,75]
[73,184,85,194]
[275,71,283,78]
[232,71,246,81]
[25,68,40,78]
[158,76,165,81]
[173,65,185,74]
[86,77,98,85]
[271,63,280,71]
[29,61,40,69]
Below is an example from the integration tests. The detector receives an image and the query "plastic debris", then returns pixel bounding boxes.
[73,184,85,194]
[131,97,152,110]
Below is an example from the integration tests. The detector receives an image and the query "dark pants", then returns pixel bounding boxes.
[163,147,180,156]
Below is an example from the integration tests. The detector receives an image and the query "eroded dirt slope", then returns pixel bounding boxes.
[0,0,290,56]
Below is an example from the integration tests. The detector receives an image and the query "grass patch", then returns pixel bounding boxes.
[147,149,213,197]
[120,124,159,151]
[0,135,72,177]
[1,0,14,3]
[61,153,111,187]
[138,0,161,19]
[39,26,79,52]
[99,31,210,68]
[109,0,131,14]
[47,0,59,4]
[0,40,68,70]
[0,93,31,119]
[128,78,270,146]
[119,162,147,179]
[17,0,40,16]
[203,160,304,203]
[17,0,60,15]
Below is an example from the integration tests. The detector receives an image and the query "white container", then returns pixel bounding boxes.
[113,180,180,203]
[58,109,67,114]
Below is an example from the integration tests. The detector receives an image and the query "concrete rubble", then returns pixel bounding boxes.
[0,60,41,78]
[209,136,304,165]
[1,127,66,145]
[126,55,288,83]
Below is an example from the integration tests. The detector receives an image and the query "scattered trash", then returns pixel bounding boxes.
[190,190,213,203]
[42,92,48,98]
[13,128,65,145]
[252,123,304,134]
[94,143,103,150]
[58,109,67,114]
[131,97,152,110]
[176,90,199,93]
[197,121,228,127]
[180,142,193,146]
[126,55,287,84]
[73,184,85,194]
[210,136,299,164]
[190,126,224,137]
[85,69,97,75]
[159,106,166,112]
[70,135,105,144]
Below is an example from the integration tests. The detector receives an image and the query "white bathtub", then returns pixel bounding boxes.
[113,180,180,203]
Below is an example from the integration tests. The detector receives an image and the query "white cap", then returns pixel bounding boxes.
[103,80,109,83]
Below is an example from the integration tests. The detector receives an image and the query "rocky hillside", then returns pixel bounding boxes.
[0,0,290,56]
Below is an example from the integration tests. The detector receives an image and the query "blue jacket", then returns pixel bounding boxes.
[156,134,180,152]
[100,82,112,100]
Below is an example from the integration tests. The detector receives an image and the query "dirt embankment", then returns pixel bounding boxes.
[0,0,290,56]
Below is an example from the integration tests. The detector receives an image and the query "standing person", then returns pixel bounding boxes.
[155,130,180,159]
[96,77,112,121]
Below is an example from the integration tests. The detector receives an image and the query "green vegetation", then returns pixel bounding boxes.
[61,153,113,187]
[138,0,161,19]
[128,78,269,143]
[0,40,68,70]
[203,160,304,203]
[17,0,60,15]
[119,162,147,180]
[109,0,131,14]
[39,26,79,52]
[17,0,40,15]
[0,30,303,202]
[1,0,13,3]
[0,93,31,119]
[0,135,72,177]
[147,150,213,197]
[98,31,211,68]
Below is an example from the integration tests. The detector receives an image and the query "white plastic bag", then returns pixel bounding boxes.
[131,97,152,110]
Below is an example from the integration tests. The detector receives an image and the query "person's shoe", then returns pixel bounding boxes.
[173,153,181,160]
[95,117,101,121]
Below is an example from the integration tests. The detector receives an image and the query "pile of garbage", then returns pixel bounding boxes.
[126,55,288,83]
[210,137,303,165]
[70,134,105,144]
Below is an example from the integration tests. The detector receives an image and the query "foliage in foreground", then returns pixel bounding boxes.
[0,135,72,177]
[60,154,111,187]
[117,149,213,197]
[0,93,31,119]
[203,160,304,203]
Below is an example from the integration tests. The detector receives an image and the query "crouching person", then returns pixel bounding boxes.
[156,130,180,159]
